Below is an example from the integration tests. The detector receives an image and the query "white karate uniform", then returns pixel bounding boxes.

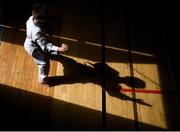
[24,16,59,83]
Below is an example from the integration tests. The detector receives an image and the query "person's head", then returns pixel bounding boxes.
[32,3,48,24]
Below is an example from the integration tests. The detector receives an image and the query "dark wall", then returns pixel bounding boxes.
[159,7,180,101]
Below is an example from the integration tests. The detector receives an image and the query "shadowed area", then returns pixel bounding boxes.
[47,54,150,106]
[0,84,164,130]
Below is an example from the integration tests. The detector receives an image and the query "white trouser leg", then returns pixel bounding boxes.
[32,49,50,83]
[38,62,50,83]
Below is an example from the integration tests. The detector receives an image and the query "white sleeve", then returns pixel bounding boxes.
[46,43,59,51]
[35,32,59,52]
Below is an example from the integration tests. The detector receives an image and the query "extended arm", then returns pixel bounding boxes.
[35,31,68,52]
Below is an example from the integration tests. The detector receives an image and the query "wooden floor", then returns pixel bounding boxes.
[0,1,180,130]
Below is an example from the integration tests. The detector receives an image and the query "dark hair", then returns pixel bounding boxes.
[32,4,48,20]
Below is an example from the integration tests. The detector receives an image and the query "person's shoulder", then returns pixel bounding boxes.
[26,16,33,25]
[29,16,33,21]
[26,16,33,22]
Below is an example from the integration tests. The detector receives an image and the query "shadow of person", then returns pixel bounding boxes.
[48,54,151,107]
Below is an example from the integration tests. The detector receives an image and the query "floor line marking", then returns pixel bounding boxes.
[119,88,173,94]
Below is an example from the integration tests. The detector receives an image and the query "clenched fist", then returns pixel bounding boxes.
[57,43,68,52]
